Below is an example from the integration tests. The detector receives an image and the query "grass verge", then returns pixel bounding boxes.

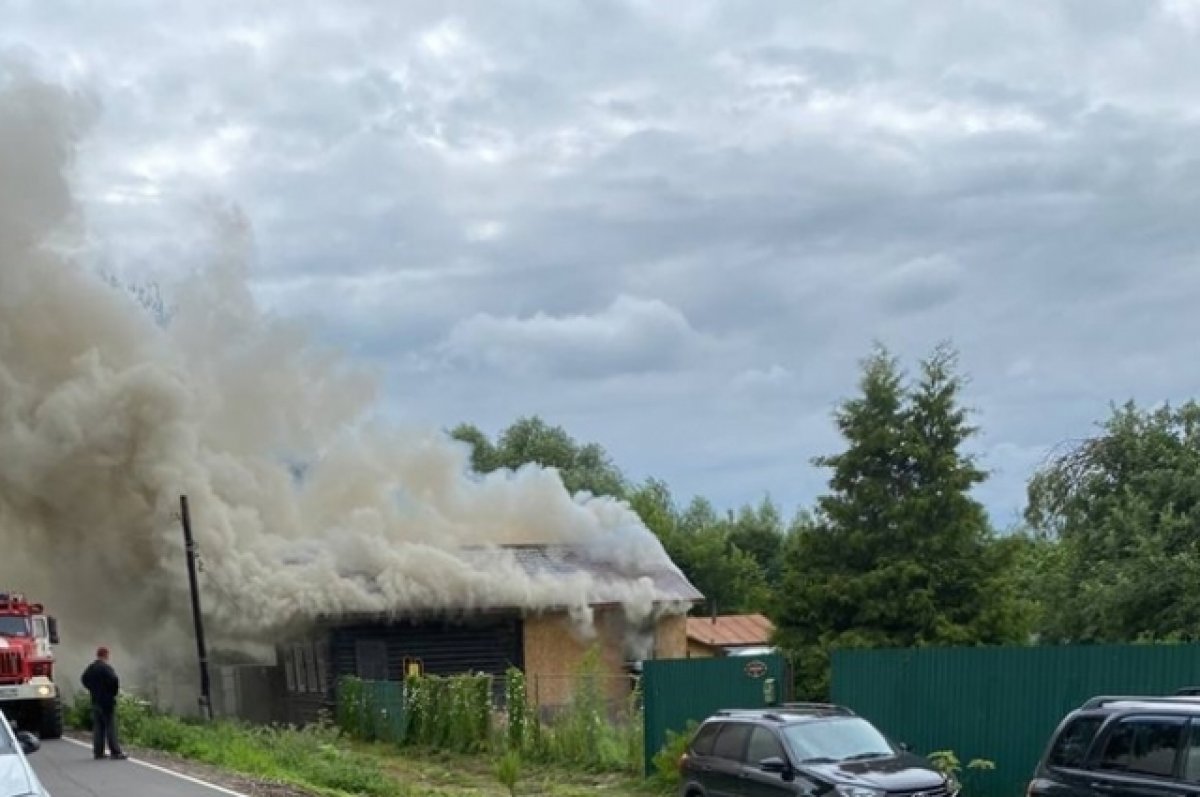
[67,692,669,797]
[69,693,401,796]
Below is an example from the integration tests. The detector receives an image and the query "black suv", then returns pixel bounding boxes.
[678,703,954,797]
[1029,695,1200,797]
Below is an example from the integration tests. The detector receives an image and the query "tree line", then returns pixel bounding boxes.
[451,343,1200,697]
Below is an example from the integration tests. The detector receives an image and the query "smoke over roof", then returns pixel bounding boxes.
[0,63,697,665]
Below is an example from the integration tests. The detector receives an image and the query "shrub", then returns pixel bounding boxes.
[650,720,697,787]
[335,646,647,776]
[494,749,522,796]
[929,749,996,796]
[504,667,528,751]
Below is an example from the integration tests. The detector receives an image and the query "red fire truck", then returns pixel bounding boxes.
[0,592,63,739]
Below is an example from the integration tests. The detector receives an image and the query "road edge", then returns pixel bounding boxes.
[61,737,253,797]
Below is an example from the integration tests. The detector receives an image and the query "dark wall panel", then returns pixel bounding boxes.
[329,613,524,695]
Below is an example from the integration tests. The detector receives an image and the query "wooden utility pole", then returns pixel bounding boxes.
[180,495,213,721]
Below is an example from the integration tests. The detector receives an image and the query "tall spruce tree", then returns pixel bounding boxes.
[775,344,1028,698]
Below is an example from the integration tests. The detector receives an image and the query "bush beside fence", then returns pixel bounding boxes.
[335,647,646,776]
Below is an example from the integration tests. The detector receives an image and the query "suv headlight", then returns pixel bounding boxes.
[836,787,885,797]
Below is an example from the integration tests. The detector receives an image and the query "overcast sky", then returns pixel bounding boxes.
[6,0,1200,528]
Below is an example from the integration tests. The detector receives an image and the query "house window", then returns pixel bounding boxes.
[314,645,328,693]
[303,644,320,693]
[283,648,297,692]
[293,643,311,692]
[355,639,388,681]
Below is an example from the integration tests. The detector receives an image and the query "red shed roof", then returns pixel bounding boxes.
[686,613,775,647]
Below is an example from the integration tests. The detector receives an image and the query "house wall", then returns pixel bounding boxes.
[686,639,721,659]
[272,605,695,726]
[275,612,524,726]
[523,607,692,715]
[327,613,523,699]
[522,608,631,713]
[654,613,688,658]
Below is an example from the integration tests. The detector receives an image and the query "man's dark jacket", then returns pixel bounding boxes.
[81,659,120,710]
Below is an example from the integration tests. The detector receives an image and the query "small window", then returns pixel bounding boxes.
[309,643,324,691]
[1098,717,1185,778]
[690,723,722,756]
[291,644,306,691]
[314,646,329,693]
[746,726,786,765]
[1048,716,1104,769]
[713,723,753,761]
[283,648,297,692]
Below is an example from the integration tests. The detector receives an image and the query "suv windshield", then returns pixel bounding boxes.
[783,718,896,762]
[0,616,29,637]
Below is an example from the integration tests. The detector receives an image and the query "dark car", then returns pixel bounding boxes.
[678,703,955,797]
[1027,694,1200,797]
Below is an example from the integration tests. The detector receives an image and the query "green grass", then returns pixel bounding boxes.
[69,693,401,796]
[67,692,669,797]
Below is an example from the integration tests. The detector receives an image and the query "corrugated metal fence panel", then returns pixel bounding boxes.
[335,679,409,743]
[832,644,1200,797]
[642,654,788,776]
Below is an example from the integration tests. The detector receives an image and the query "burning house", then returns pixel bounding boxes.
[271,543,703,724]
[0,72,707,732]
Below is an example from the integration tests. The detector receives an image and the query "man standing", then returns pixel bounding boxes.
[80,646,128,760]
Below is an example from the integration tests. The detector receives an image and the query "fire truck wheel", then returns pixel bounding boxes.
[38,697,63,740]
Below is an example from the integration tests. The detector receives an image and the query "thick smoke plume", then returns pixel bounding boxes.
[0,64,684,674]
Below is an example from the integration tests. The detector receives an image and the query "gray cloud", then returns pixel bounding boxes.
[439,295,712,378]
[4,0,1200,522]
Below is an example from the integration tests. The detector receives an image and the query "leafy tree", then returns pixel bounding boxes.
[449,423,497,474]
[450,416,627,498]
[775,344,1029,698]
[728,497,787,586]
[1025,401,1200,642]
[626,477,677,541]
[627,485,771,615]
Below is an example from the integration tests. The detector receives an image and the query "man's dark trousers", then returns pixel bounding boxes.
[92,702,124,759]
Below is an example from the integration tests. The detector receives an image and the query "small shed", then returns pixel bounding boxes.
[685,613,775,658]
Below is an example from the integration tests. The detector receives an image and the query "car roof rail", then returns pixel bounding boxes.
[1082,695,1200,710]
[712,709,793,722]
[779,702,856,716]
[713,703,856,721]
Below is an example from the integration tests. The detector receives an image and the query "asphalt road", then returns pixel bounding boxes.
[29,738,246,797]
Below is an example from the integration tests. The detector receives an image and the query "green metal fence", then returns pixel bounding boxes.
[831,643,1200,797]
[642,654,788,776]
[336,678,409,743]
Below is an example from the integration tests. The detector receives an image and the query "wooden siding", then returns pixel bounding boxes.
[328,613,524,700]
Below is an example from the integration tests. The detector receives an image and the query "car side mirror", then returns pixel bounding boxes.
[760,756,795,780]
[47,616,59,645]
[17,731,40,755]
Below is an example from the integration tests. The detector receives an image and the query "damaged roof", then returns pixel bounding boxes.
[500,544,704,606]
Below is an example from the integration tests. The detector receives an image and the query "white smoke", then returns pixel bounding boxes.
[0,62,689,672]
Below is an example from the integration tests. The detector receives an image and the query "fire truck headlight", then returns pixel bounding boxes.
[36,685,51,696]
